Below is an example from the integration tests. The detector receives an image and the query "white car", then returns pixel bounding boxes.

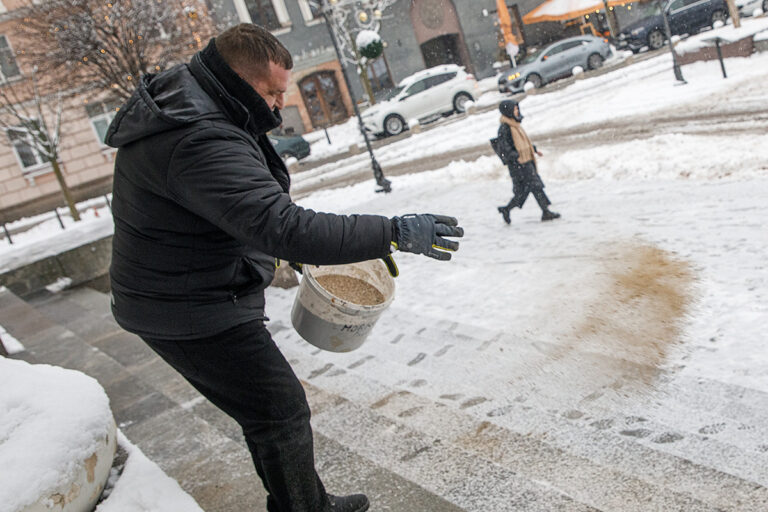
[736,0,765,16]
[361,64,478,137]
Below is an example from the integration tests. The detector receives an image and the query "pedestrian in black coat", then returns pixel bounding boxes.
[106,24,463,512]
[495,100,560,223]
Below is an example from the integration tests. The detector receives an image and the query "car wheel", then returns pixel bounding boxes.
[525,73,543,89]
[587,53,604,70]
[453,92,473,113]
[711,9,726,25]
[648,29,665,50]
[383,114,406,136]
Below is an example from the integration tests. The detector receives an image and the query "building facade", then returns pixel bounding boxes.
[217,0,566,135]
[0,0,569,223]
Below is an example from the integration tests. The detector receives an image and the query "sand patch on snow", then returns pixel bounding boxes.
[560,242,696,386]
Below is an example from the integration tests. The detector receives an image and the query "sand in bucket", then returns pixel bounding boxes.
[291,260,395,352]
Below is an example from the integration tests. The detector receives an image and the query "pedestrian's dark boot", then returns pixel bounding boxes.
[541,209,561,221]
[497,206,511,224]
[328,493,370,512]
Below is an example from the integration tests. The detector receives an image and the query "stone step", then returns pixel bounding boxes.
[6,287,461,511]
[276,304,768,460]
[271,320,768,512]
[376,305,768,456]
[0,288,266,512]
[277,337,736,512]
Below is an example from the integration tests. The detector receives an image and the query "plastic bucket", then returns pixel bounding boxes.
[291,259,395,352]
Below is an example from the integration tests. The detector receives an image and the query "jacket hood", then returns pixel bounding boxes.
[106,40,282,148]
[105,65,217,148]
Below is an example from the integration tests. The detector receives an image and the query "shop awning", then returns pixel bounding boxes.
[523,0,628,23]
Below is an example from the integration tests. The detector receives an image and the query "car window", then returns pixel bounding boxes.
[425,72,457,89]
[668,0,686,10]
[520,48,545,65]
[404,79,427,97]
[561,40,585,52]
[544,43,567,58]
[384,86,404,101]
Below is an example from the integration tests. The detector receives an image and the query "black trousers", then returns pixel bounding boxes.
[142,320,330,512]
[505,161,551,211]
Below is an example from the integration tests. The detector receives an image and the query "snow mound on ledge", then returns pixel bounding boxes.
[96,431,203,512]
[0,358,114,512]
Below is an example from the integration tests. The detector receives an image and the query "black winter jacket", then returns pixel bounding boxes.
[106,41,393,339]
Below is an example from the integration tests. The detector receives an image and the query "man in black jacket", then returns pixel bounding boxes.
[106,24,463,512]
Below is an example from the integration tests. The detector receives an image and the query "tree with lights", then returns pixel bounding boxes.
[11,0,227,100]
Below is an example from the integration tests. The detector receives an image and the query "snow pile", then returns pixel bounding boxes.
[95,432,203,512]
[0,358,114,512]
[545,132,768,180]
[676,15,768,53]
[0,322,24,354]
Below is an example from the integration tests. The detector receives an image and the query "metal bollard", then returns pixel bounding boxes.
[54,208,65,230]
[2,223,12,245]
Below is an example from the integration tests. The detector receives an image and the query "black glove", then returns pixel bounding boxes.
[390,214,463,261]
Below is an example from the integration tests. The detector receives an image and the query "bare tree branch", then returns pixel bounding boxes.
[11,0,228,100]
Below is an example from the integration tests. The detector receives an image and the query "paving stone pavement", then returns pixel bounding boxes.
[3,284,768,511]
[0,286,462,512]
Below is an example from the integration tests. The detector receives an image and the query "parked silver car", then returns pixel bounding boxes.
[498,35,613,93]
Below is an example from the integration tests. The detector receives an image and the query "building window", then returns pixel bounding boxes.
[298,0,323,24]
[8,127,47,171]
[233,0,290,31]
[367,56,394,95]
[86,100,121,145]
[0,35,22,83]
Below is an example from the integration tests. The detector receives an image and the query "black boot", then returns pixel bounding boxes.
[541,209,560,221]
[328,493,370,512]
[497,206,511,224]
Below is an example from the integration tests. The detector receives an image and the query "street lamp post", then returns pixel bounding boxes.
[313,0,395,193]
[657,0,686,83]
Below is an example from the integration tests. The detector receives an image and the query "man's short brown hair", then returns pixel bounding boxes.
[215,24,293,82]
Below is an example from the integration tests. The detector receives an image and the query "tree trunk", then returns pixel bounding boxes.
[50,159,81,222]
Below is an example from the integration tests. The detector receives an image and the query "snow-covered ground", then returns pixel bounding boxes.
[1,36,767,510]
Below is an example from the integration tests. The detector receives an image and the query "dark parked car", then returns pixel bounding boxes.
[497,35,613,93]
[269,134,311,161]
[617,0,728,53]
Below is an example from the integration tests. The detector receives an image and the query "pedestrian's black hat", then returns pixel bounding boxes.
[499,100,522,121]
